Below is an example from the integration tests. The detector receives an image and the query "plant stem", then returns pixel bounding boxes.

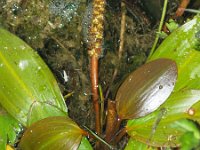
[105,1,126,99]
[83,126,114,150]
[175,0,190,17]
[105,100,117,142]
[147,0,168,59]
[88,0,106,135]
[184,9,200,14]
[98,84,104,133]
[111,117,122,141]
[114,127,127,144]
[118,2,126,61]
[90,56,100,134]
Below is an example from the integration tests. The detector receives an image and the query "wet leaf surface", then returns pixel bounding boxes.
[0,28,67,126]
[126,89,200,147]
[125,15,200,147]
[125,138,156,150]
[0,106,21,149]
[78,137,93,150]
[19,116,84,150]
[116,58,177,120]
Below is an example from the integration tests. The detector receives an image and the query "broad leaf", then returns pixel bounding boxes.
[0,105,21,149]
[27,101,67,126]
[116,58,177,119]
[176,119,200,140]
[19,116,84,150]
[149,16,200,92]
[179,132,200,150]
[0,28,67,126]
[125,138,156,150]
[178,119,200,150]
[126,89,200,147]
[126,15,200,147]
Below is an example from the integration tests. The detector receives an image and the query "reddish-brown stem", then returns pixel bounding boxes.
[114,127,127,144]
[87,0,106,135]
[90,56,100,135]
[105,100,117,142]
[175,0,190,17]
[110,117,122,142]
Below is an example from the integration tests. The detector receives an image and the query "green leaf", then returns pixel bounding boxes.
[166,19,179,32]
[0,28,67,126]
[179,132,200,150]
[175,119,200,139]
[126,89,200,147]
[127,15,200,147]
[176,119,200,150]
[0,105,22,149]
[27,101,67,126]
[78,137,93,150]
[116,58,177,120]
[19,116,84,150]
[124,138,155,150]
[149,16,200,92]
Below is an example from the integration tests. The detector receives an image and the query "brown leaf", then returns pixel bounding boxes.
[116,58,177,120]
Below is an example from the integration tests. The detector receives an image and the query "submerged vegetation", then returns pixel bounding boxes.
[1,0,200,149]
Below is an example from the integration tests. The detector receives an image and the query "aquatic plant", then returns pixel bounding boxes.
[1,1,200,150]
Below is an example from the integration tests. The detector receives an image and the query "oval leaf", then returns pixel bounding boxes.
[127,15,200,147]
[149,15,200,92]
[0,28,67,126]
[116,58,177,120]
[19,116,84,150]
[126,89,200,147]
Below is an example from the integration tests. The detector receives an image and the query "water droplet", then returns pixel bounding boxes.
[0,64,3,67]
[20,45,26,50]
[159,85,163,89]
[43,85,47,90]
[18,60,28,70]
[167,134,176,141]
[187,107,195,116]
[30,130,33,133]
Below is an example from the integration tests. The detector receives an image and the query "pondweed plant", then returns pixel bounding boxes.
[1,4,200,150]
